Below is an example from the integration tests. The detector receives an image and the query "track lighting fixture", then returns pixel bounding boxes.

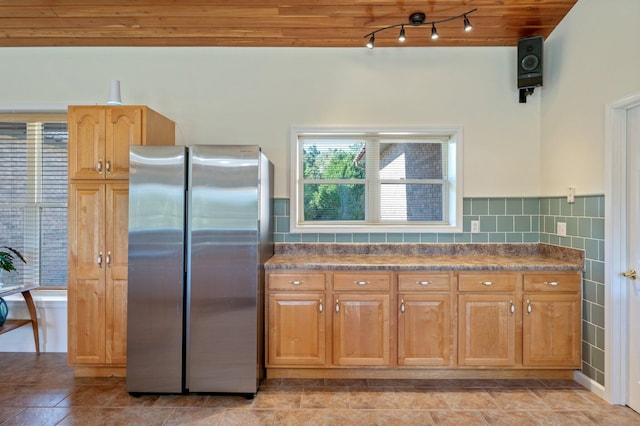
[364,8,477,48]
[366,34,375,49]
[430,23,439,40]
[398,25,406,42]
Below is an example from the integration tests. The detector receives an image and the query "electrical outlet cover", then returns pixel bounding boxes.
[557,222,567,237]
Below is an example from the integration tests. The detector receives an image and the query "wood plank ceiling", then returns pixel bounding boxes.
[0,0,578,48]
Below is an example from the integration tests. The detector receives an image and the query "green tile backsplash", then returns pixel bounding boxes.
[272,195,605,385]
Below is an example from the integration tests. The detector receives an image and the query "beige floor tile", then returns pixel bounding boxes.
[1,407,71,426]
[487,388,548,410]
[220,408,275,425]
[301,387,350,408]
[164,407,226,425]
[272,408,328,426]
[481,409,541,426]
[441,389,500,410]
[376,409,434,425]
[326,408,378,426]
[56,406,175,425]
[429,410,487,425]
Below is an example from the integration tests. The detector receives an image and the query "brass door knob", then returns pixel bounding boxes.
[623,269,637,280]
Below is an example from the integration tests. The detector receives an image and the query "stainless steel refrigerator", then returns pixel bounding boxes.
[126,145,273,395]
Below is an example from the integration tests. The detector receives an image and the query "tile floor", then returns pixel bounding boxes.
[1,353,639,425]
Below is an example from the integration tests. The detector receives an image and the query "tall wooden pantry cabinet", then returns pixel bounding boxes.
[67,106,175,377]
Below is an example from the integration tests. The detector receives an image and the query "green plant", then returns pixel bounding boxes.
[0,246,26,272]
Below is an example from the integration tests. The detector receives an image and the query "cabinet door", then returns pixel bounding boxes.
[523,294,581,367]
[68,183,106,364]
[458,294,516,366]
[333,294,390,366]
[105,183,129,365]
[68,107,106,180]
[267,293,325,365]
[106,108,142,179]
[398,294,452,366]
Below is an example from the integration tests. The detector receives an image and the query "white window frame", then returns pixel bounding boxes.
[0,113,68,288]
[290,126,463,233]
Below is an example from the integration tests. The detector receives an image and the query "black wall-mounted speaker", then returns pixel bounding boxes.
[517,35,543,89]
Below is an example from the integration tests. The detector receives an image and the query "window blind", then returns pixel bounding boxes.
[0,120,68,288]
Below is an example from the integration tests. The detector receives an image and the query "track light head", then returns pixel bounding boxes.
[398,26,406,42]
[366,34,375,49]
[463,15,473,32]
[430,24,439,40]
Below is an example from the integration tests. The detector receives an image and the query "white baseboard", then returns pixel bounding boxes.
[574,370,607,401]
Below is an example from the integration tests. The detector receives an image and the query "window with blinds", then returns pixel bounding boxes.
[290,127,463,233]
[0,117,68,288]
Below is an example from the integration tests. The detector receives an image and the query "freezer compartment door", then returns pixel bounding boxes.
[127,146,186,393]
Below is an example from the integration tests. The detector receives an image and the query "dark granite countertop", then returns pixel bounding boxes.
[265,243,584,271]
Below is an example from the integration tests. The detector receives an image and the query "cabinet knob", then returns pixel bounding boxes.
[97,252,103,267]
[106,251,111,267]
[319,299,323,313]
[544,281,560,286]
[96,160,103,174]
[509,300,515,314]
[526,299,532,314]
[480,281,493,286]
[400,299,405,314]
[335,299,340,313]
[105,160,111,174]
[416,281,430,286]
[289,280,303,286]
[354,281,370,286]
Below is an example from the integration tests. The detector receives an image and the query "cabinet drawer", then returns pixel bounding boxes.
[268,272,325,291]
[333,272,390,291]
[398,272,450,291]
[458,273,517,292]
[523,273,581,292]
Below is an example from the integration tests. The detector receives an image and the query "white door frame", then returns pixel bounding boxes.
[604,91,640,405]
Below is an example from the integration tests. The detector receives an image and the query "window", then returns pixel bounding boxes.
[0,114,68,288]
[290,127,463,233]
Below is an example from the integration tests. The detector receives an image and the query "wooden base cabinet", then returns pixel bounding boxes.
[67,105,174,376]
[333,293,390,366]
[268,293,326,366]
[266,272,326,366]
[265,269,582,379]
[397,272,453,367]
[522,273,582,368]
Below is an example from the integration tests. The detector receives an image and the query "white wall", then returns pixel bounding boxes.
[1,45,539,198]
[541,0,640,196]
[0,291,67,352]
